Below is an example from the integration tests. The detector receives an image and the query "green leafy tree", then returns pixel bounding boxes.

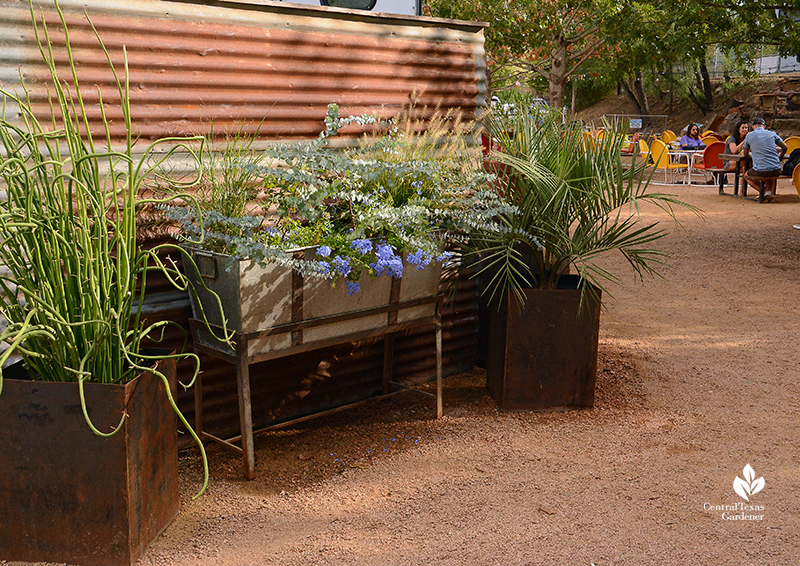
[427,0,615,109]
[603,0,800,114]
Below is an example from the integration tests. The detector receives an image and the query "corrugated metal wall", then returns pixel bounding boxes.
[1,0,486,440]
[1,0,486,142]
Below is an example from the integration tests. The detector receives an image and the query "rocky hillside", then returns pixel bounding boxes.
[574,73,800,138]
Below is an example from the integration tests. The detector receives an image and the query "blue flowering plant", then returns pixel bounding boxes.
[166,103,507,294]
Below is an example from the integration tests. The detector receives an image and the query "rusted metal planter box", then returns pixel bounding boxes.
[184,248,442,357]
[0,355,179,566]
[487,276,601,411]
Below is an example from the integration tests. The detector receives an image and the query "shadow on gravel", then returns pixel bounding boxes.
[177,342,648,497]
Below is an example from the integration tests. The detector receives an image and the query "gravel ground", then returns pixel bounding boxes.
[7,179,800,566]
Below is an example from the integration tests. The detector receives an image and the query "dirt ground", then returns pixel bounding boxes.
[7,178,800,565]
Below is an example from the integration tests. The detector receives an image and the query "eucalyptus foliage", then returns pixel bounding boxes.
[0,1,209,494]
[168,104,511,291]
[472,103,699,308]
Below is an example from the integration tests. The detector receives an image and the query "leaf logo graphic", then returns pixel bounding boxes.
[733,464,765,501]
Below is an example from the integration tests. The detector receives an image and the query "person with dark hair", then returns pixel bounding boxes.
[742,117,788,202]
[721,121,749,188]
[723,121,749,168]
[680,123,706,150]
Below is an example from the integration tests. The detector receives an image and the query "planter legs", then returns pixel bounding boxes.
[190,295,445,479]
[436,320,443,418]
[236,359,256,480]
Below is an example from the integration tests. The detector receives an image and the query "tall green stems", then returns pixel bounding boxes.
[0,0,210,496]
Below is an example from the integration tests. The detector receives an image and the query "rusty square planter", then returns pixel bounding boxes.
[487,276,601,411]
[0,354,179,566]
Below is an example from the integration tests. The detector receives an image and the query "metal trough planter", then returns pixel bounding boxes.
[486,275,601,411]
[0,353,179,566]
[183,247,442,356]
[182,247,445,478]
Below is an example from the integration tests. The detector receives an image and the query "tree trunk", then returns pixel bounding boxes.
[688,59,713,113]
[549,35,568,109]
[571,80,577,115]
[633,72,649,115]
[620,73,650,116]
[700,59,713,110]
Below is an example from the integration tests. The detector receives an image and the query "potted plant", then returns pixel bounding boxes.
[0,4,208,564]
[472,105,697,411]
[166,104,506,356]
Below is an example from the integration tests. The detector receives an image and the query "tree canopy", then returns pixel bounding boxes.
[426,0,800,113]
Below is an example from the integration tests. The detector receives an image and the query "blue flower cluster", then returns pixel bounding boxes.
[406,249,432,270]
[332,255,351,277]
[371,243,403,279]
[311,242,448,295]
[351,238,373,255]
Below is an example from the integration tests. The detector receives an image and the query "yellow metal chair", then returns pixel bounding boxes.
[581,131,596,150]
[650,139,690,184]
[638,139,650,162]
[699,132,721,145]
[784,136,800,155]
[661,130,677,145]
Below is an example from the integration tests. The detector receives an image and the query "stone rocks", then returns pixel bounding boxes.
[719,79,800,136]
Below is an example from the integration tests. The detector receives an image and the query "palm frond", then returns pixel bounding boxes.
[470,101,700,306]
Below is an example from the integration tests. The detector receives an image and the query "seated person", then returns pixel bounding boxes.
[722,121,749,189]
[742,117,788,201]
[680,123,706,150]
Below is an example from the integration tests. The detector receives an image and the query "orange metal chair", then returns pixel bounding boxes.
[692,141,726,183]
[620,132,639,155]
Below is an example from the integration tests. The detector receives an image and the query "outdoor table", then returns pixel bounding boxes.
[719,153,751,196]
[676,149,704,183]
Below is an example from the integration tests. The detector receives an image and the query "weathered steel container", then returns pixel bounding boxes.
[0,354,179,566]
[134,239,479,446]
[184,248,442,357]
[487,276,601,411]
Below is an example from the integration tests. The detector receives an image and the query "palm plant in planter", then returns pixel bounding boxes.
[473,107,696,411]
[0,4,208,565]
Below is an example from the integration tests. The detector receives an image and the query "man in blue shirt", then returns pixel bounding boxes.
[743,117,788,201]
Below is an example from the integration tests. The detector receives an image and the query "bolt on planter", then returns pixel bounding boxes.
[487,275,601,411]
[0,354,179,566]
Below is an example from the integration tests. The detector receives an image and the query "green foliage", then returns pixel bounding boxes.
[167,104,509,291]
[0,0,209,495]
[197,122,270,219]
[428,0,617,107]
[470,106,699,309]
[573,73,618,110]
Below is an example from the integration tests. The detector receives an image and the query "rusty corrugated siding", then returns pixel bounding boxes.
[2,0,486,143]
